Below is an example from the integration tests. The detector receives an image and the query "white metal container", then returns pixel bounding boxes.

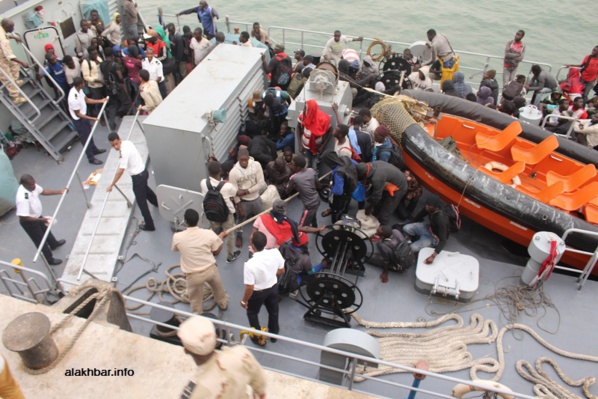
[415,247,480,301]
[518,105,543,126]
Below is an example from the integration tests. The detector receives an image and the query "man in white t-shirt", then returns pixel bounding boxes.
[68,77,108,165]
[200,160,240,263]
[190,27,212,66]
[107,132,158,231]
[16,174,67,265]
[240,231,285,347]
[322,30,363,64]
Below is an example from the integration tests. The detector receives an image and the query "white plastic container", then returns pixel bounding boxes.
[518,105,543,126]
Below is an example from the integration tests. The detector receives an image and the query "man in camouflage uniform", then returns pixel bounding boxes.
[178,315,267,399]
[0,19,28,105]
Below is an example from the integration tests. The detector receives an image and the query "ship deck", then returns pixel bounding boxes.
[1,122,598,398]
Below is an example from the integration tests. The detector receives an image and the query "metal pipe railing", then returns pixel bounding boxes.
[117,295,536,399]
[540,113,578,138]
[18,40,65,104]
[560,228,598,290]
[76,109,140,281]
[0,259,65,303]
[0,65,41,122]
[33,97,110,263]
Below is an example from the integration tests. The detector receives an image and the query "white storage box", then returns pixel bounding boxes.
[415,248,479,302]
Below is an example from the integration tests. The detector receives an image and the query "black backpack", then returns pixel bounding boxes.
[100,60,119,95]
[276,56,293,86]
[376,144,404,170]
[203,180,229,223]
[390,240,416,271]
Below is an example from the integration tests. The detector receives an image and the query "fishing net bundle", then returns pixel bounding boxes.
[370,95,432,148]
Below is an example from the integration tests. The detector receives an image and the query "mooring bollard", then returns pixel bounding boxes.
[2,312,58,370]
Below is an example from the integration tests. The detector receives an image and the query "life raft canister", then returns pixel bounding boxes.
[484,161,522,188]
[451,379,514,399]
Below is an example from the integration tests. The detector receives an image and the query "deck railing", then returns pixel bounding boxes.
[558,228,598,290]
[224,17,553,89]
[0,259,64,303]
[114,294,536,399]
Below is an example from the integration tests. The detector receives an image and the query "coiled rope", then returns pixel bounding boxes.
[350,312,598,396]
[123,264,215,313]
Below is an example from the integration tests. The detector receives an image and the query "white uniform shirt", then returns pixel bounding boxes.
[68,86,87,120]
[141,57,164,82]
[118,140,144,175]
[200,177,237,214]
[16,184,43,218]
[243,248,284,290]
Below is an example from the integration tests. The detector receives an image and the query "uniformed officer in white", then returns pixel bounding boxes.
[106,132,158,231]
[68,76,107,165]
[16,174,67,265]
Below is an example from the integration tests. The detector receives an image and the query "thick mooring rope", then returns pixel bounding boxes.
[351,312,598,395]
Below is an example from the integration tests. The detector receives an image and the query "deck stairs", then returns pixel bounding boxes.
[0,46,78,162]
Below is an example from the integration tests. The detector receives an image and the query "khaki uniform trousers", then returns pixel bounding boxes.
[186,264,228,314]
[0,55,21,99]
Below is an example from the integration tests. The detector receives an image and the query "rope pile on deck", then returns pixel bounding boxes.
[350,312,598,398]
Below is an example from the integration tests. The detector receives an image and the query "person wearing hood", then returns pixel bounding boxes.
[297,99,332,170]
[441,79,459,97]
[356,55,378,82]
[228,148,267,248]
[320,150,358,223]
[477,86,494,107]
[403,195,451,264]
[356,161,407,225]
[408,64,432,91]
[252,199,324,251]
[371,125,393,163]
[452,72,472,98]
[101,13,121,47]
[480,69,499,106]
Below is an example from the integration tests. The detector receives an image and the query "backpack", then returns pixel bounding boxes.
[376,144,404,169]
[275,55,293,86]
[100,60,120,95]
[340,144,361,162]
[443,203,462,233]
[389,240,415,271]
[203,180,229,223]
[502,81,523,101]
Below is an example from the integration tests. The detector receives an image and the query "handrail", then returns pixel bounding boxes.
[18,40,65,104]
[33,97,110,263]
[541,113,578,138]
[559,228,598,290]
[0,259,65,303]
[117,295,536,399]
[223,16,552,90]
[0,64,42,122]
[76,109,140,280]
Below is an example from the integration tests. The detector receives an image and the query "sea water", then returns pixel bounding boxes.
[139,0,594,77]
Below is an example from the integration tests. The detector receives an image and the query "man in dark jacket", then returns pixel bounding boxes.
[248,131,277,169]
[402,195,450,264]
[357,161,407,225]
[368,225,414,283]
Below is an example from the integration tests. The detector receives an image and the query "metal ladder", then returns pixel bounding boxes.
[0,43,78,162]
